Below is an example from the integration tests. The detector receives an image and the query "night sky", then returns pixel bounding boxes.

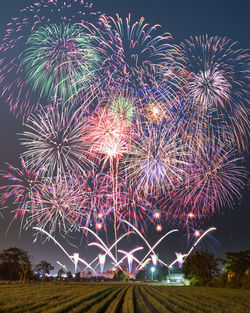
[0,0,249,274]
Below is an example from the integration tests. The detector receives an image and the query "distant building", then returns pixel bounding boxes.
[165,273,190,286]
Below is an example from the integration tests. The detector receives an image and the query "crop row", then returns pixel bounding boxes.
[0,284,249,313]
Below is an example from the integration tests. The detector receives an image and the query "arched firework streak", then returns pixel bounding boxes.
[56,261,68,272]
[70,255,97,274]
[81,226,124,269]
[121,220,178,269]
[90,231,135,271]
[138,258,151,270]
[185,227,217,258]
[88,242,122,270]
[33,227,79,271]
[168,227,217,267]
[35,226,217,274]
[117,247,144,271]
[33,227,96,273]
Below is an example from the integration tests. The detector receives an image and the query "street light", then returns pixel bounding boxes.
[151,266,155,281]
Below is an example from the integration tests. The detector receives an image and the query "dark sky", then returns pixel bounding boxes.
[0,0,249,274]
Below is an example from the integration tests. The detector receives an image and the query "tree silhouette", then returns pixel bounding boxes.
[182,250,220,285]
[222,250,250,287]
[223,250,250,278]
[35,260,54,281]
[0,247,32,282]
[57,268,65,280]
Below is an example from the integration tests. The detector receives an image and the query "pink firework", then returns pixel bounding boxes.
[161,141,247,223]
[73,169,113,231]
[27,176,85,235]
[0,159,45,219]
[85,108,132,166]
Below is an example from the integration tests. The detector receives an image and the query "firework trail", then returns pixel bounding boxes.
[84,231,134,272]
[73,169,113,231]
[180,226,220,251]
[122,220,178,269]
[85,107,134,259]
[33,226,80,270]
[117,247,144,271]
[169,227,217,267]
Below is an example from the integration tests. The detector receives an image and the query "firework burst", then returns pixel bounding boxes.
[85,108,132,166]
[72,169,113,231]
[26,176,85,235]
[162,141,247,223]
[0,159,44,219]
[126,122,188,196]
[176,35,250,151]
[97,13,175,90]
[0,0,103,118]
[20,104,89,177]
[0,2,249,240]
[20,23,100,105]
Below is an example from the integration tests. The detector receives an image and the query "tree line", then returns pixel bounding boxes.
[0,247,54,282]
[182,249,250,289]
[0,247,249,289]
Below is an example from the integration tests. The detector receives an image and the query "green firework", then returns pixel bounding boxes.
[21,23,100,103]
[109,96,134,123]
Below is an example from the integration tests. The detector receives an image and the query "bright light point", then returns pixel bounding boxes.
[153,212,161,219]
[97,213,103,219]
[73,253,79,273]
[175,252,184,268]
[152,107,159,115]
[96,223,102,230]
[98,254,106,273]
[194,230,201,237]
[151,254,158,266]
[188,212,195,219]
[151,266,155,272]
[156,224,162,232]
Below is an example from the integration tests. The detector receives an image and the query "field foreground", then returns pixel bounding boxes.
[0,283,250,313]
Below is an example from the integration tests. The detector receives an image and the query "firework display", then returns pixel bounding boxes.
[34,225,215,274]
[0,1,249,245]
